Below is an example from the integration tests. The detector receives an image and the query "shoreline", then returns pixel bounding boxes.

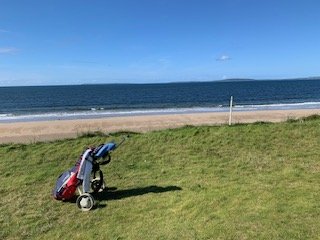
[0,109,320,144]
[3,102,320,123]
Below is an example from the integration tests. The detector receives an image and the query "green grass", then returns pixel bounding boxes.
[1,118,320,239]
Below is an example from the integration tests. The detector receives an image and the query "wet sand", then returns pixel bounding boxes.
[0,109,319,144]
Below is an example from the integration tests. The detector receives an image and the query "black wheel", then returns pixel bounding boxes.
[91,170,104,193]
[76,193,95,211]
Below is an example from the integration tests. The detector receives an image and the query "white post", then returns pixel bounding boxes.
[229,96,233,126]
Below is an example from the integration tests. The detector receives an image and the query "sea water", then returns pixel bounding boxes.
[1,79,320,122]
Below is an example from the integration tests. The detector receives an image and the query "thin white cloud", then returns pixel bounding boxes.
[0,47,19,54]
[0,29,9,33]
[158,57,171,64]
[216,55,231,61]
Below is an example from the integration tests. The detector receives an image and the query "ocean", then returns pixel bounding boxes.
[1,79,320,123]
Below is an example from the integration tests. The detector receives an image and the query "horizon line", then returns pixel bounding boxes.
[1,76,320,87]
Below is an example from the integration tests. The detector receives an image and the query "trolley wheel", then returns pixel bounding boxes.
[91,170,104,193]
[76,193,95,211]
[91,179,103,193]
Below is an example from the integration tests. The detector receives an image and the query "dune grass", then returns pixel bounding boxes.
[1,118,320,239]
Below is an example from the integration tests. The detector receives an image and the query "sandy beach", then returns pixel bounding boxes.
[0,109,319,144]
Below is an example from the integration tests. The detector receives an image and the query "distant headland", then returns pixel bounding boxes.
[217,76,320,82]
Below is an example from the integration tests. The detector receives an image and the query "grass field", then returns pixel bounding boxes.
[1,117,320,239]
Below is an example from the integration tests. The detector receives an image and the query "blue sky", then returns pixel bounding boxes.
[1,0,320,86]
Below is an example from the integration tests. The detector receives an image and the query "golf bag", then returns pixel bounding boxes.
[52,141,121,210]
[52,148,96,201]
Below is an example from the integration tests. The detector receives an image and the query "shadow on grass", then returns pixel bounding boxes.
[94,185,182,201]
[59,185,182,210]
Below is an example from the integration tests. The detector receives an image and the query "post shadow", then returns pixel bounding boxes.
[93,185,182,201]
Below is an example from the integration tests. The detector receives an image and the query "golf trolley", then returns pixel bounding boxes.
[53,137,126,211]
